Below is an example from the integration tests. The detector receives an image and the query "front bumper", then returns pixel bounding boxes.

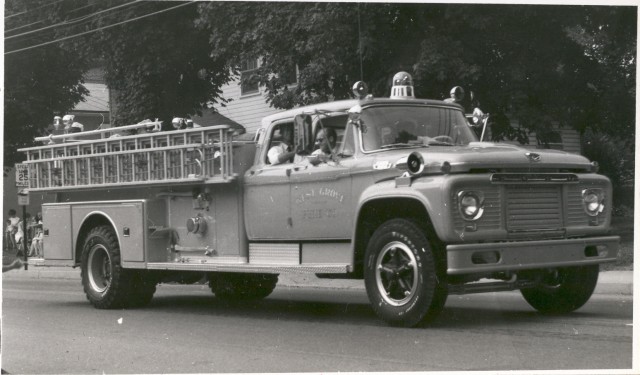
[446,236,620,275]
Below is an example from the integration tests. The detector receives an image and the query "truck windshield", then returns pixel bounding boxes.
[360,105,478,151]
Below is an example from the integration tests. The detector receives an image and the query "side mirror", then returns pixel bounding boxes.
[294,114,314,155]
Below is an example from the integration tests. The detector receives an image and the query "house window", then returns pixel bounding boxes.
[536,129,564,150]
[240,59,259,95]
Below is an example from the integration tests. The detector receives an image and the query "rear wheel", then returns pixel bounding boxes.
[209,273,278,300]
[81,226,132,309]
[364,219,447,327]
[520,265,599,313]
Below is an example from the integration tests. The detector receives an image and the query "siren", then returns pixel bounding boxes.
[395,151,425,176]
[390,72,415,99]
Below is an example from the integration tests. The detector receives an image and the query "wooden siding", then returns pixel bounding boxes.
[483,119,582,154]
[215,76,281,135]
[75,83,110,112]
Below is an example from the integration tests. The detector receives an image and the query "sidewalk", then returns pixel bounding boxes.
[3,259,633,296]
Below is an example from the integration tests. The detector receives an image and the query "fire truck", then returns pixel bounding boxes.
[20,72,619,327]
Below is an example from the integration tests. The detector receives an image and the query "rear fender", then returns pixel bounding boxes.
[75,212,117,266]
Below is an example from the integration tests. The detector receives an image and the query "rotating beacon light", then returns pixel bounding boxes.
[352,81,369,99]
[390,72,415,99]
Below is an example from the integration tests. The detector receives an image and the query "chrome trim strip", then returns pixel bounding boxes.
[146,262,349,274]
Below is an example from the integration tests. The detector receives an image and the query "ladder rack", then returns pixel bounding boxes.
[19,125,237,191]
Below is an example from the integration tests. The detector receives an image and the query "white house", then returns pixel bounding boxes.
[213,59,293,135]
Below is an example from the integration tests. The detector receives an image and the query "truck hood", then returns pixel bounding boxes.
[373,142,594,174]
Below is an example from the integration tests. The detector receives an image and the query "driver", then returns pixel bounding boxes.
[311,127,337,157]
[308,127,337,165]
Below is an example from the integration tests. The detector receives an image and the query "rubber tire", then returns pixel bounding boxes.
[520,265,599,314]
[364,218,447,327]
[209,273,279,300]
[81,225,133,309]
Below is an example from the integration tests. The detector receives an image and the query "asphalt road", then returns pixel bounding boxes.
[1,278,633,374]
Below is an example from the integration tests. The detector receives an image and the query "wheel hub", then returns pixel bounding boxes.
[375,241,418,306]
[87,244,112,293]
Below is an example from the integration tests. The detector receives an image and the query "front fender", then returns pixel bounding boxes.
[353,175,452,243]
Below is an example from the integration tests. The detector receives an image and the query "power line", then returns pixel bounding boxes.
[5,20,44,34]
[5,1,197,56]
[5,0,70,20]
[6,2,106,34]
[6,0,143,41]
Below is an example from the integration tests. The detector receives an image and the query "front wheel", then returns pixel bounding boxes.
[364,219,447,327]
[520,265,599,313]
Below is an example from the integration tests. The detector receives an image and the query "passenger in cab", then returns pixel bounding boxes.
[267,124,303,165]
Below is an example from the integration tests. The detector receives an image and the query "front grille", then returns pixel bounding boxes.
[451,178,606,236]
[506,185,562,230]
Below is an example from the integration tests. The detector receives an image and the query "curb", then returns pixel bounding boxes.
[3,262,633,296]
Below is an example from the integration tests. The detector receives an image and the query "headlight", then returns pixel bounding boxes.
[582,188,604,216]
[458,191,484,221]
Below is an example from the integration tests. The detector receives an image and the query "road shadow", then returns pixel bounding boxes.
[136,288,612,330]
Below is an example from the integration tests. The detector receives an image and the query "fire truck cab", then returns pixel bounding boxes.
[20,73,620,327]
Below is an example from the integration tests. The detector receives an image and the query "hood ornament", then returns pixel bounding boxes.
[525,152,541,162]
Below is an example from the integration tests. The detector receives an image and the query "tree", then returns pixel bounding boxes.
[4,0,92,166]
[195,3,634,146]
[4,0,237,164]
[196,3,634,201]
[5,1,634,194]
[89,1,236,129]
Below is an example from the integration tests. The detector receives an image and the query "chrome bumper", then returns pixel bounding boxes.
[446,236,620,275]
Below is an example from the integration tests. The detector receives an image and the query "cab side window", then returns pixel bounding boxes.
[265,122,293,165]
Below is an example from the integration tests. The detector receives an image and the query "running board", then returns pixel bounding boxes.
[145,262,350,274]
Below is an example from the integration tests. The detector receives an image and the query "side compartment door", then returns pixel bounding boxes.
[42,204,73,261]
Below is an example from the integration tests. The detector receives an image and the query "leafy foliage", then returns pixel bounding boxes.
[196,3,635,195]
[4,0,91,166]
[90,1,235,129]
[4,1,635,201]
[196,3,635,143]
